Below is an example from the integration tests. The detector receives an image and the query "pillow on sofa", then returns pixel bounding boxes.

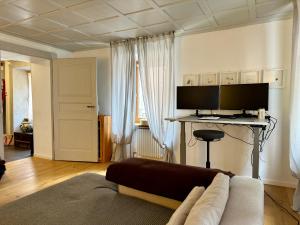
[184,173,230,225]
[167,186,205,225]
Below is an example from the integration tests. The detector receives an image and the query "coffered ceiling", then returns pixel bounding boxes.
[0,0,293,52]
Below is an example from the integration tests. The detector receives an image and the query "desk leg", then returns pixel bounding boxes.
[180,122,186,165]
[252,127,260,179]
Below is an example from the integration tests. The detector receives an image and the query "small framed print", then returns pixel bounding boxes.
[201,72,218,86]
[240,70,261,84]
[263,69,284,88]
[183,74,198,86]
[220,71,239,85]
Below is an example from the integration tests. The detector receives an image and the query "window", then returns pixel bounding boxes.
[135,62,147,124]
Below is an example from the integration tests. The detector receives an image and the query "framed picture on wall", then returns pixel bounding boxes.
[201,72,218,86]
[240,70,261,84]
[262,69,284,88]
[220,71,239,85]
[183,74,198,86]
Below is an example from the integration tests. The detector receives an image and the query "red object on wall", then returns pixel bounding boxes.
[2,79,5,102]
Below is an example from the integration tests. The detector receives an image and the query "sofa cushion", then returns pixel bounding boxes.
[219,176,264,225]
[184,173,230,225]
[106,158,234,201]
[167,186,205,225]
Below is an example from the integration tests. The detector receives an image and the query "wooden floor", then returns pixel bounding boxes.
[0,157,299,225]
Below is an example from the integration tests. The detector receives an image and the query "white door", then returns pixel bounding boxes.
[53,58,98,162]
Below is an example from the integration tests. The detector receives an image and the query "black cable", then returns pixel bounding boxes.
[94,186,118,191]
[216,124,254,145]
[187,122,197,147]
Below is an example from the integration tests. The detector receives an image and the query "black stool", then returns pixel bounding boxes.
[193,130,224,169]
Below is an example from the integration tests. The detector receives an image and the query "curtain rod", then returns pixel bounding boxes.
[110,31,175,45]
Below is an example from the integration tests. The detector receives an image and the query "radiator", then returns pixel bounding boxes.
[133,128,163,159]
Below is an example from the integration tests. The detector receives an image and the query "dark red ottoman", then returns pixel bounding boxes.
[106,158,234,201]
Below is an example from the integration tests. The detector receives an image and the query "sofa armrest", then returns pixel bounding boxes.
[220,176,264,225]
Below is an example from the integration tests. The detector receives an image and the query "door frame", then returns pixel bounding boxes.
[0,42,57,161]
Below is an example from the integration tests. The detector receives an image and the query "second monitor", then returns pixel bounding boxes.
[176,83,269,111]
[220,83,269,110]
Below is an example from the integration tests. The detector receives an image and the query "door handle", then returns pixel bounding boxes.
[86,105,95,108]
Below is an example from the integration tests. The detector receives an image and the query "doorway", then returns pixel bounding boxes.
[1,60,33,162]
[0,50,53,163]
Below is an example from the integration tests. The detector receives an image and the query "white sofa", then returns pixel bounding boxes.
[220,176,264,225]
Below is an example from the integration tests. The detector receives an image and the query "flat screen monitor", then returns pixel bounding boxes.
[177,86,219,110]
[220,83,269,110]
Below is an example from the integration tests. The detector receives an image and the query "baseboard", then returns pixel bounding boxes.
[263,178,297,188]
[34,153,53,160]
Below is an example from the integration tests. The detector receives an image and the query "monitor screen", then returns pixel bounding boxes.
[220,83,269,110]
[177,86,219,110]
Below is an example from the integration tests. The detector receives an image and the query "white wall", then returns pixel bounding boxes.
[31,59,53,159]
[174,19,296,187]
[72,48,111,115]
[12,68,29,131]
[70,19,296,187]
[0,32,70,58]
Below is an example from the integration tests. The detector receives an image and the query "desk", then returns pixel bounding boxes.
[167,116,269,178]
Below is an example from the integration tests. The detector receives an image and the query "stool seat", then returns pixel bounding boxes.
[193,129,225,169]
[193,130,224,141]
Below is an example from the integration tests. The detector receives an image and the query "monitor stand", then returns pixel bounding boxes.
[233,110,256,118]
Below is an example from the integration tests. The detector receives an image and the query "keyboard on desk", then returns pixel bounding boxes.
[198,116,220,120]
[197,114,237,119]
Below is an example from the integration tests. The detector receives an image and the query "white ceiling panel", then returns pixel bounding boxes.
[128,9,167,27]
[43,9,90,26]
[0,0,293,51]
[49,0,91,7]
[54,29,92,41]
[145,22,176,34]
[206,0,248,13]
[74,21,112,35]
[29,33,69,44]
[12,0,60,14]
[255,0,281,3]
[177,15,211,31]
[256,0,293,18]
[214,7,250,26]
[1,24,44,37]
[21,17,66,32]
[153,0,187,7]
[114,28,149,38]
[97,17,137,31]
[163,1,204,20]
[77,40,109,48]
[54,42,88,51]
[0,4,34,21]
[106,0,152,14]
[95,33,125,42]
[70,1,119,21]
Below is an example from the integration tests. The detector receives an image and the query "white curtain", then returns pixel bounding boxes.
[137,33,175,162]
[111,40,136,161]
[290,0,300,212]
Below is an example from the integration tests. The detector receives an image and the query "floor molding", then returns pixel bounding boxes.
[34,153,52,160]
[263,178,297,188]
